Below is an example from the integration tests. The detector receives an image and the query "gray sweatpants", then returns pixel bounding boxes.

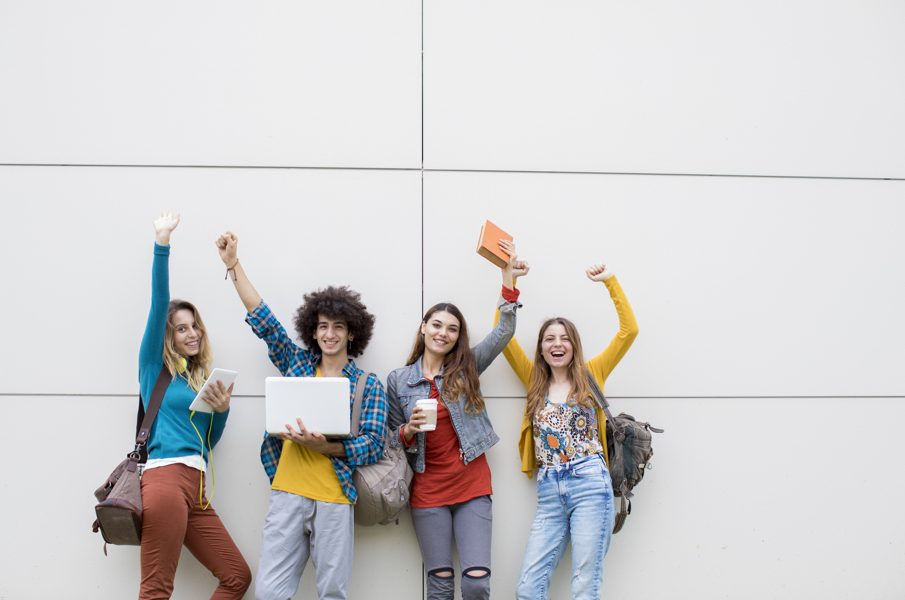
[411,495,493,600]
[255,490,354,600]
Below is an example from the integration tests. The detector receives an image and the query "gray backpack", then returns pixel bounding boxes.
[588,373,663,533]
[350,373,413,526]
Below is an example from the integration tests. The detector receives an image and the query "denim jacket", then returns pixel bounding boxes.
[386,297,518,473]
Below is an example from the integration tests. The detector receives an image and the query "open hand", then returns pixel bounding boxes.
[154,212,180,245]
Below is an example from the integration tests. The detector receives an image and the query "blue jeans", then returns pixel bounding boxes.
[516,454,615,600]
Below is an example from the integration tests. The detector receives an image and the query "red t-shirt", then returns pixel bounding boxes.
[407,378,492,508]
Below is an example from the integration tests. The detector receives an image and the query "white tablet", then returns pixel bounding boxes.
[265,377,351,437]
[188,368,239,413]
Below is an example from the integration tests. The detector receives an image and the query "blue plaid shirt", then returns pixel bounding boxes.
[247,300,388,503]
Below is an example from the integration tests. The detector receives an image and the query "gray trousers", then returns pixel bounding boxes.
[411,495,493,600]
[255,490,354,600]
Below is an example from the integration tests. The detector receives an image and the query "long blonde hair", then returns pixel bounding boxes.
[163,299,212,392]
[525,317,593,417]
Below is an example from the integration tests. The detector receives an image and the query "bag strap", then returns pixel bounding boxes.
[585,371,614,422]
[133,366,172,457]
[585,370,664,434]
[349,372,375,436]
[613,496,630,534]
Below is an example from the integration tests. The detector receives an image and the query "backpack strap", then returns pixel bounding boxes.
[585,370,663,433]
[133,366,172,460]
[585,371,614,421]
[349,372,375,436]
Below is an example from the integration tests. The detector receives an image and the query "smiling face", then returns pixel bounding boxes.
[171,308,203,357]
[540,322,574,370]
[420,310,461,357]
[314,314,351,358]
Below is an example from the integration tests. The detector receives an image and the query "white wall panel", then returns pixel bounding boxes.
[0,166,422,395]
[481,395,905,599]
[423,171,905,398]
[2,394,902,599]
[424,0,905,177]
[2,0,904,597]
[0,395,424,599]
[0,1,421,168]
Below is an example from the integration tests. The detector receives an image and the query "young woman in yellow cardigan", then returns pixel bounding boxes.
[499,263,638,600]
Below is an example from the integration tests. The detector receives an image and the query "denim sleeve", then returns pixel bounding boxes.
[245,300,316,375]
[386,370,406,430]
[385,370,407,449]
[341,374,388,467]
[472,296,518,375]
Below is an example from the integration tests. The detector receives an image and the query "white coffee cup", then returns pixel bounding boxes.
[415,398,438,431]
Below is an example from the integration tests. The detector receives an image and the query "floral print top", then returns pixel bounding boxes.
[533,399,603,466]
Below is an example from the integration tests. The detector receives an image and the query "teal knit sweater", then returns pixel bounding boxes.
[138,243,228,462]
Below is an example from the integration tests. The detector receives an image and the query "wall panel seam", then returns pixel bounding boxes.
[2,163,902,182]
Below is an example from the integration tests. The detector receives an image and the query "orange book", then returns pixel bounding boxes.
[476,220,512,268]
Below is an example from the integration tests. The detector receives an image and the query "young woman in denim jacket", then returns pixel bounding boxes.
[499,263,638,600]
[386,240,528,600]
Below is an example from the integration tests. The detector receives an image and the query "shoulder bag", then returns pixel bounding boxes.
[91,366,171,551]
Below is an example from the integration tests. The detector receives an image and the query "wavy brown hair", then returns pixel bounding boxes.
[164,299,212,392]
[294,286,375,357]
[526,317,593,417]
[406,303,484,414]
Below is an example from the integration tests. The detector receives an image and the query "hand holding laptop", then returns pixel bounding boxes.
[281,417,338,455]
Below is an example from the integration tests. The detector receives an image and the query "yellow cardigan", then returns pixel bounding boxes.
[497,276,638,478]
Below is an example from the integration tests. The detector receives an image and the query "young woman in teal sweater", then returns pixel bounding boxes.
[138,213,250,600]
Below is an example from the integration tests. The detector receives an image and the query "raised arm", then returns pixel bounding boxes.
[585,264,639,386]
[500,331,532,389]
[492,240,532,387]
[139,213,180,368]
[216,231,314,374]
[472,240,529,373]
[216,231,262,312]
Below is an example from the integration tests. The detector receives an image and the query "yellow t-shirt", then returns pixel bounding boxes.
[271,369,351,504]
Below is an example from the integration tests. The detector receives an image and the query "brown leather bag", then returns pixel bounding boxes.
[92,367,171,550]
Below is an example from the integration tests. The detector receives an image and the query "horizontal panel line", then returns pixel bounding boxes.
[0,162,421,173]
[1,163,902,182]
[426,167,904,182]
[2,393,903,400]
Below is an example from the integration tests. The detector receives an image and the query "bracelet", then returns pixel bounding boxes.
[224,259,239,281]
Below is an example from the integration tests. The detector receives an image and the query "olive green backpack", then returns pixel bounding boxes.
[588,372,663,533]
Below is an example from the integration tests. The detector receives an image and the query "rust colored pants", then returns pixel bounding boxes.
[139,463,251,600]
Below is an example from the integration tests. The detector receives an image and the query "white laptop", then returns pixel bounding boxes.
[265,377,351,437]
